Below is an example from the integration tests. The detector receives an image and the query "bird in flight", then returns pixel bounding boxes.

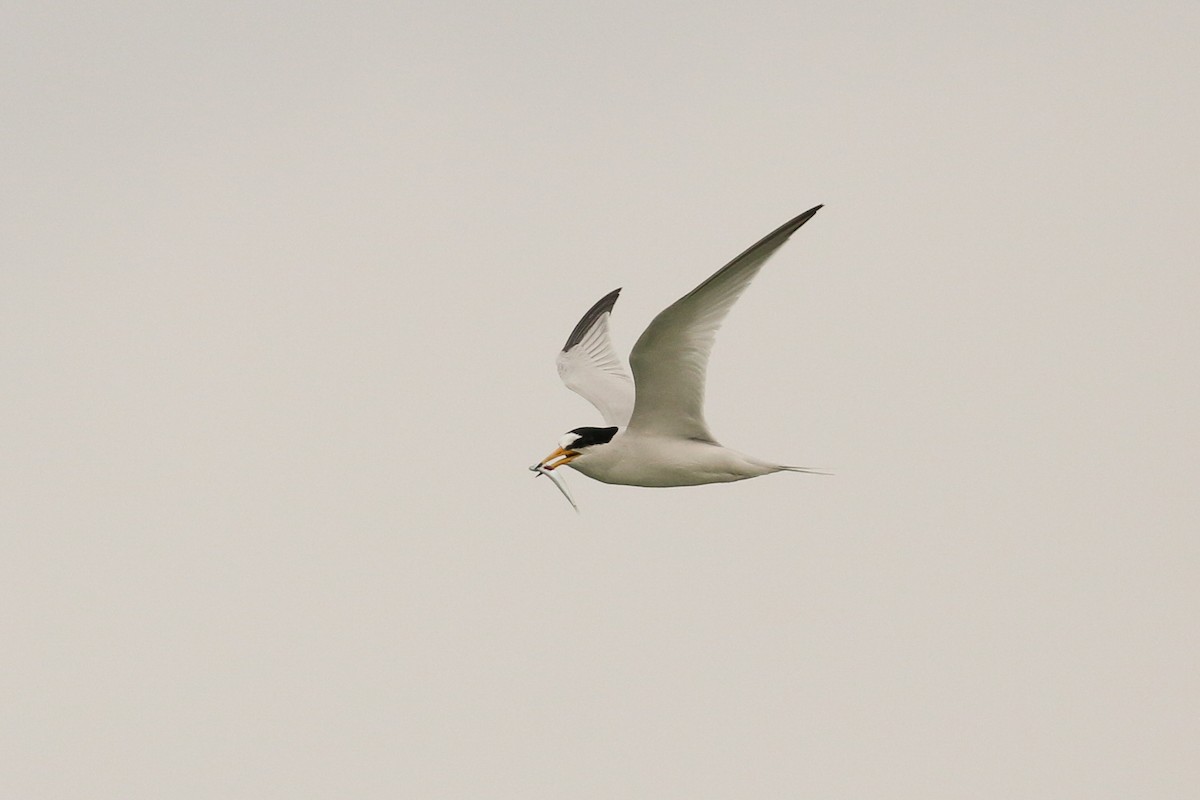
[532,205,825,504]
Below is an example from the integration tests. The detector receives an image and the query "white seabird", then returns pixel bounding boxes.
[533,205,825,491]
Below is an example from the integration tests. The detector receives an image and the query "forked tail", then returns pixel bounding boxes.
[777,465,832,475]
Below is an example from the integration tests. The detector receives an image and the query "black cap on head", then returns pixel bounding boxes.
[563,426,618,450]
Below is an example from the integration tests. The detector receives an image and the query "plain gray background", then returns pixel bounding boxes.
[4,1,1198,797]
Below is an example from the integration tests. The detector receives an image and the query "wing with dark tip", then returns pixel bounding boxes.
[626,205,822,441]
[556,288,635,427]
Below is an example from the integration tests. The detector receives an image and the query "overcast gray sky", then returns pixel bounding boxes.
[4,1,1198,797]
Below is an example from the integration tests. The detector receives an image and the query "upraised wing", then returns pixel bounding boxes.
[626,205,822,442]
[556,288,635,427]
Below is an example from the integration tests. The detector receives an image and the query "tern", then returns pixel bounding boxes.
[533,204,825,492]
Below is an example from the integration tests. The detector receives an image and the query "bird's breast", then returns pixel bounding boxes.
[569,434,777,487]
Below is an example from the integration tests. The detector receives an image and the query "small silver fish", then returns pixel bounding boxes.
[530,463,579,513]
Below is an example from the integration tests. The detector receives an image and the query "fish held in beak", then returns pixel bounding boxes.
[536,446,579,471]
[529,460,580,512]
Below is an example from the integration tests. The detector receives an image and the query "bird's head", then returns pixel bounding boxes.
[536,426,618,470]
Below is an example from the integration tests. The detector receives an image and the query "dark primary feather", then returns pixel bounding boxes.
[562,288,621,352]
[677,205,822,302]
